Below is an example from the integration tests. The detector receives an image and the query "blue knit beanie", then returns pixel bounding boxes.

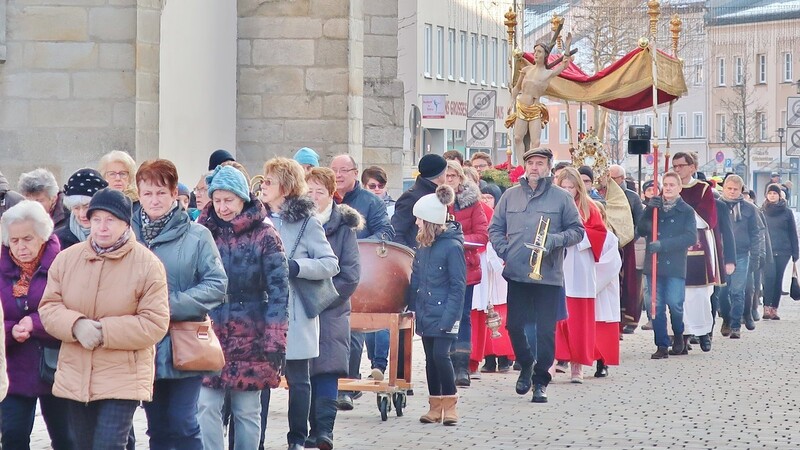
[177,183,191,198]
[293,147,320,167]
[206,165,250,202]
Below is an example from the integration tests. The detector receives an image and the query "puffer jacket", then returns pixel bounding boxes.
[762,199,799,261]
[311,203,362,377]
[448,181,488,285]
[392,176,438,250]
[198,197,290,391]
[488,177,585,286]
[132,206,228,380]
[267,196,339,361]
[39,237,170,402]
[407,223,466,338]
[1,235,61,397]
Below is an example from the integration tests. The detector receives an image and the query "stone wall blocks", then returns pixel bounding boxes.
[100,43,136,70]
[0,100,30,128]
[23,42,98,70]
[135,72,159,102]
[10,6,88,41]
[89,7,137,41]
[238,40,252,66]
[364,56,381,79]
[261,95,322,119]
[305,68,349,94]
[364,79,403,98]
[252,39,315,66]
[364,125,403,147]
[284,119,348,143]
[113,101,135,127]
[315,40,348,67]
[322,18,349,39]
[136,8,161,44]
[238,17,322,39]
[1,73,70,99]
[73,71,135,99]
[309,0,348,18]
[363,0,397,17]
[29,100,112,127]
[240,0,309,18]
[237,95,262,119]
[364,34,397,58]
[369,16,398,36]
[239,67,305,94]
[323,95,348,118]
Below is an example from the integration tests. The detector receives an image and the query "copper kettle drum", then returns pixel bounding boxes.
[350,239,414,314]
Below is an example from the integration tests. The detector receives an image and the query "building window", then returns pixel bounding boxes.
[459,31,467,82]
[758,54,766,84]
[490,37,498,86]
[678,113,687,138]
[734,113,744,140]
[718,57,725,86]
[784,52,793,82]
[436,26,444,79]
[541,122,549,143]
[577,109,587,133]
[693,112,704,138]
[693,59,703,85]
[646,114,654,131]
[480,35,488,85]
[423,24,432,78]
[660,113,669,138]
[734,56,743,85]
[717,114,726,141]
[470,32,478,84]
[559,111,569,143]
[448,28,456,80]
[501,40,508,87]
[758,112,767,141]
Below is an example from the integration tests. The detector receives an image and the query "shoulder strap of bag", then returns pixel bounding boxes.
[288,216,311,259]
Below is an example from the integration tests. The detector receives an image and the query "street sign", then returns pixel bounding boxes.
[724,158,733,170]
[467,89,497,119]
[466,119,495,148]
[787,127,800,156]
[646,154,654,165]
[787,96,800,127]
[715,151,724,163]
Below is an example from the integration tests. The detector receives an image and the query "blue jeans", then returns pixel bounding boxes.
[365,330,389,372]
[719,254,749,330]
[68,399,139,450]
[198,387,261,450]
[645,275,686,348]
[262,359,312,446]
[144,376,203,450]
[1,394,75,450]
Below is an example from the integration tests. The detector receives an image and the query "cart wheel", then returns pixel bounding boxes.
[378,395,390,421]
[392,393,405,417]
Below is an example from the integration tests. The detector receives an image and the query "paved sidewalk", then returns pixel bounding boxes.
[29,298,800,449]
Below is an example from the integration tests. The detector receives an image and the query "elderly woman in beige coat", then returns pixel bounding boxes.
[39,188,169,450]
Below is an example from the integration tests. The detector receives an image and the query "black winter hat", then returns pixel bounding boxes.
[87,188,132,224]
[208,149,235,171]
[418,154,447,179]
[766,183,783,195]
[578,165,594,182]
[64,169,108,197]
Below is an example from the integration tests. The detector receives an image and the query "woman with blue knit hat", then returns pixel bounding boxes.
[294,147,320,173]
[196,165,290,450]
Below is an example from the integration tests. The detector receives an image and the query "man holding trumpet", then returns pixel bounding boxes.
[488,148,584,403]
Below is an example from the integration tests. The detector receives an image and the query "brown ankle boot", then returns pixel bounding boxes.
[441,395,459,426]
[419,396,443,423]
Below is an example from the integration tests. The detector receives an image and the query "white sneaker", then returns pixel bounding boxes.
[370,368,385,381]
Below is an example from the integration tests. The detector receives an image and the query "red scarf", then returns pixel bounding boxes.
[10,246,45,298]
[582,203,608,262]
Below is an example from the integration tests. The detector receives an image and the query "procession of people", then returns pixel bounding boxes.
[0,141,797,449]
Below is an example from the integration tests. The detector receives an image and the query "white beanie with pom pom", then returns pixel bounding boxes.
[413,185,455,225]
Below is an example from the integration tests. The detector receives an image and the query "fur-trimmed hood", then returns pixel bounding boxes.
[273,195,316,224]
[455,181,481,210]
[325,203,364,236]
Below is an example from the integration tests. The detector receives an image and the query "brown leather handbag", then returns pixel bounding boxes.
[169,318,225,371]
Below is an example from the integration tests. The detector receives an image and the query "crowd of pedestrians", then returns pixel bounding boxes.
[0,145,797,449]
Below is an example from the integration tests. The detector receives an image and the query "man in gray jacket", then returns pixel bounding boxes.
[489,148,584,404]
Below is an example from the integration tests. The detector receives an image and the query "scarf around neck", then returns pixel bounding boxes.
[69,213,91,243]
[316,201,333,226]
[140,203,177,244]
[662,197,678,212]
[721,195,744,222]
[10,246,45,298]
[92,227,131,255]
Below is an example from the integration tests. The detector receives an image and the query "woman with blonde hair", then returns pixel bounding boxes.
[554,167,607,383]
[98,150,139,203]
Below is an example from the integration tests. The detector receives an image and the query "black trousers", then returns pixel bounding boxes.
[505,280,559,386]
[422,337,456,396]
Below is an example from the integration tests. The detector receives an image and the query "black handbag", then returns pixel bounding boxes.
[791,264,800,301]
[39,345,60,384]
[287,217,340,318]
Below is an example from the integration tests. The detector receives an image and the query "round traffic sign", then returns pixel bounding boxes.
[646,154,654,165]
[716,151,724,163]
[472,93,491,112]
[471,121,490,140]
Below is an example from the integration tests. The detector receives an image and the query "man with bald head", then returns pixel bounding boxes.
[609,165,644,334]
[330,154,394,240]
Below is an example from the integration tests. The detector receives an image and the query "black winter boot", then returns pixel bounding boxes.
[453,353,471,387]
[315,397,339,450]
[669,335,686,355]
[305,394,318,448]
[515,364,534,395]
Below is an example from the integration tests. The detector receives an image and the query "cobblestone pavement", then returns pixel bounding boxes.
[29,297,800,449]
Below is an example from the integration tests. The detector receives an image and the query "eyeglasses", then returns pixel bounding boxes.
[193,188,208,195]
[672,163,690,170]
[446,174,459,179]
[332,168,357,175]
[367,183,385,190]
[105,171,129,179]
[472,163,489,170]
[261,179,277,187]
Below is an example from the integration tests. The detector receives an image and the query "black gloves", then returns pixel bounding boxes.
[648,196,663,209]
[647,240,662,254]
[288,259,300,278]
[543,234,558,253]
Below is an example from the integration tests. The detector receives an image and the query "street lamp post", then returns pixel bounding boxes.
[778,127,785,180]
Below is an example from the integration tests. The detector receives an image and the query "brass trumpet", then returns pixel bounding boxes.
[525,216,550,280]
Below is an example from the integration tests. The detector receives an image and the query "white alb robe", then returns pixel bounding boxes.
[595,232,622,323]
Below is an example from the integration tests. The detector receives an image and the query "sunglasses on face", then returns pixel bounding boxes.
[367,183,385,189]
